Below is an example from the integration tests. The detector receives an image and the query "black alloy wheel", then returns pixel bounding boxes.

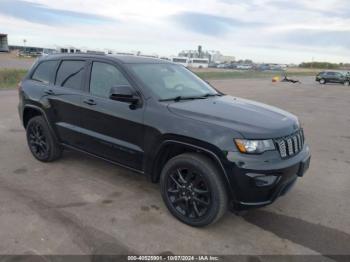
[160,153,228,227]
[167,167,211,219]
[26,116,62,162]
[28,121,49,159]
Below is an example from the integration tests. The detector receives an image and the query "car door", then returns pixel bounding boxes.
[326,72,336,83]
[46,59,87,148]
[79,60,145,171]
[335,72,344,83]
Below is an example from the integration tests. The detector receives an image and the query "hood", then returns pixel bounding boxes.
[167,95,300,139]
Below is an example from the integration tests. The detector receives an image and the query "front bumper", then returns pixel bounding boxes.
[224,144,311,210]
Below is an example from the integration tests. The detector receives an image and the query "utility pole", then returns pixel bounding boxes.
[23,39,27,54]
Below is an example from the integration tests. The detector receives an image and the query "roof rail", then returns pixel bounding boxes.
[55,51,106,55]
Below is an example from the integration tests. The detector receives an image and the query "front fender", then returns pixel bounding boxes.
[148,137,237,202]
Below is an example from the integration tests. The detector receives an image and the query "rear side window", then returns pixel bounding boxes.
[90,62,130,98]
[31,60,58,84]
[55,60,85,90]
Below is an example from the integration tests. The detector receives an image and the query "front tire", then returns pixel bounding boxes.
[319,79,326,84]
[160,153,228,227]
[26,116,62,162]
[344,81,350,86]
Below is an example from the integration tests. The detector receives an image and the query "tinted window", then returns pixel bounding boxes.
[129,64,218,100]
[31,60,58,84]
[90,62,130,98]
[326,72,336,76]
[55,60,85,89]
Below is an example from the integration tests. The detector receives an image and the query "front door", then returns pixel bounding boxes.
[79,60,145,171]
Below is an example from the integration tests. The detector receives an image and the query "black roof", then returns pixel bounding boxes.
[42,53,171,64]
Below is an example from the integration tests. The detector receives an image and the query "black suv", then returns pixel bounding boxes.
[316,71,350,86]
[18,54,311,227]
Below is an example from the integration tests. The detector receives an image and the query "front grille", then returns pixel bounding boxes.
[275,129,304,158]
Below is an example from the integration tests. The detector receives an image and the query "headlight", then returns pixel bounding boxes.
[234,139,275,154]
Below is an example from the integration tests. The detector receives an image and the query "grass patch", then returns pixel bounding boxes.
[0,69,27,89]
[195,69,319,80]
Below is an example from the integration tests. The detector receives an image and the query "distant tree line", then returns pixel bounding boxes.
[299,62,350,69]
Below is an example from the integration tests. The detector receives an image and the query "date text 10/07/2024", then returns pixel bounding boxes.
[127,255,220,261]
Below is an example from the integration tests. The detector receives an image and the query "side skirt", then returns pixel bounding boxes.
[61,143,145,175]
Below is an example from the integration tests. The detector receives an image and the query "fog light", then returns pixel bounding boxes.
[246,173,279,187]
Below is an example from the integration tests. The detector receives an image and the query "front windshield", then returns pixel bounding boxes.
[128,63,218,100]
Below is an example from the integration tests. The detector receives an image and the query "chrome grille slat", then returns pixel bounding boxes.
[287,138,294,155]
[293,136,298,152]
[297,134,302,150]
[277,140,287,158]
[275,129,304,158]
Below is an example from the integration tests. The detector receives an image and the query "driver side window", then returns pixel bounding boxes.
[90,62,130,98]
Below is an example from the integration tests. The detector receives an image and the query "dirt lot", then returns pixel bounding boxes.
[0,77,349,260]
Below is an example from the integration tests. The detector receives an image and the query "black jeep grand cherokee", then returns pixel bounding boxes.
[18,54,311,227]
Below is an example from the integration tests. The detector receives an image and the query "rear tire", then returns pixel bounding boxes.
[160,153,228,227]
[344,81,349,86]
[26,116,62,162]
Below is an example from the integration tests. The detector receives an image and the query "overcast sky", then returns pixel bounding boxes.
[1,0,350,63]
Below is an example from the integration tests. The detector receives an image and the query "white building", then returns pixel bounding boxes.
[209,51,235,63]
[0,33,9,52]
[57,46,81,53]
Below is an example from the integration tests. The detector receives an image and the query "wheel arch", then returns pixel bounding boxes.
[22,105,59,142]
[23,105,44,128]
[149,139,235,200]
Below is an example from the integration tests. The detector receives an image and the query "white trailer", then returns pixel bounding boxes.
[189,58,209,68]
[171,57,190,67]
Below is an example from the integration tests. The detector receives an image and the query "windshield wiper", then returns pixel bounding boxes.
[201,93,221,97]
[159,96,207,102]
[159,93,222,102]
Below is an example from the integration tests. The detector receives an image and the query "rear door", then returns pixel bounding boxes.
[79,60,145,170]
[326,72,336,82]
[47,59,87,147]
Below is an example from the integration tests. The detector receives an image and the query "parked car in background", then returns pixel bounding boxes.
[236,64,253,70]
[208,63,219,68]
[216,63,229,69]
[316,71,350,86]
[217,63,237,69]
[257,64,271,71]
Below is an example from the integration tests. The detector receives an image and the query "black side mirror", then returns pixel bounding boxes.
[109,85,139,104]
